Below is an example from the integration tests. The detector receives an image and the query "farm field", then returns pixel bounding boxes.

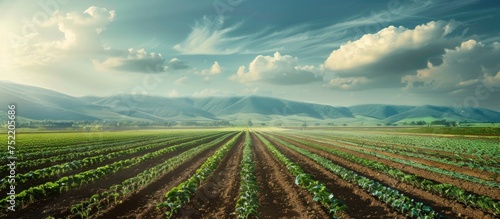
[1,128,499,219]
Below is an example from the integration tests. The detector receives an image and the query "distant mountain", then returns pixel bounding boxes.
[348,104,500,123]
[1,81,500,123]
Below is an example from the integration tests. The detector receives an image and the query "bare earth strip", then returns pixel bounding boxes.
[262,133,403,219]
[276,134,497,219]
[172,133,245,218]
[250,132,329,219]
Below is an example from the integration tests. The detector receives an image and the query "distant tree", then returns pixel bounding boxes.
[302,122,308,127]
[261,123,266,126]
[247,120,253,127]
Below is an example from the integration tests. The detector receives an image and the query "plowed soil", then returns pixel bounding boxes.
[277,133,498,218]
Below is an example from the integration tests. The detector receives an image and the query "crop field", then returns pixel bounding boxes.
[1,128,499,219]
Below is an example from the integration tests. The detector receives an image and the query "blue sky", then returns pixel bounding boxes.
[1,0,500,109]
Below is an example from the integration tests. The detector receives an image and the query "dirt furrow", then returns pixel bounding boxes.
[251,132,329,219]
[172,133,245,218]
[328,137,496,181]
[99,133,240,219]
[9,134,235,219]
[262,133,403,219]
[275,134,497,219]
[293,134,500,200]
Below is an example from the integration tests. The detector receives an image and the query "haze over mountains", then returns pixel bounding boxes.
[1,81,500,124]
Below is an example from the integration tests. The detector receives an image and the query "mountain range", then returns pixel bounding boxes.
[1,81,500,124]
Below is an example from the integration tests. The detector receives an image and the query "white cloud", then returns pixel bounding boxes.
[322,21,464,90]
[10,6,116,67]
[166,58,189,70]
[231,52,322,85]
[201,61,223,75]
[325,20,458,74]
[173,16,243,55]
[402,40,500,92]
[328,77,370,90]
[94,48,166,73]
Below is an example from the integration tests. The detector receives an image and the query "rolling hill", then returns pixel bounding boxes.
[1,81,500,124]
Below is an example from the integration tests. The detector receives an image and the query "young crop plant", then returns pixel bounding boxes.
[65,132,237,219]
[282,134,500,216]
[235,131,259,219]
[0,132,236,210]
[157,132,243,219]
[255,133,347,218]
[267,134,442,219]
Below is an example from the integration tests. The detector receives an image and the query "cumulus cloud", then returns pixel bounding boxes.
[94,48,166,73]
[11,6,116,67]
[231,52,322,85]
[324,21,462,90]
[166,58,189,70]
[201,61,223,75]
[402,40,500,92]
[173,16,243,55]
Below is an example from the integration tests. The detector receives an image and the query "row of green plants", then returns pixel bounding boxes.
[266,134,441,219]
[280,134,500,215]
[256,133,347,218]
[299,131,499,160]
[67,132,237,219]
[304,136,500,189]
[13,132,218,172]
[8,133,143,151]
[157,132,243,219]
[0,132,234,209]
[1,135,172,172]
[1,134,156,160]
[0,135,165,163]
[308,134,500,175]
[235,131,260,219]
[0,132,226,190]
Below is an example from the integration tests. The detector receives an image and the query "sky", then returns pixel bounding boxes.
[1,0,500,110]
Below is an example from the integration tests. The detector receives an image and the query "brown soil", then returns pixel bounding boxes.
[5,134,236,219]
[274,133,498,219]
[331,138,496,182]
[292,134,500,200]
[16,137,165,172]
[95,133,241,219]
[262,133,404,219]
[328,135,500,167]
[250,132,330,219]
[171,132,245,219]
[15,134,222,192]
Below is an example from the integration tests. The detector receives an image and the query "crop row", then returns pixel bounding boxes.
[0,132,235,209]
[256,133,347,218]
[235,131,259,219]
[294,131,500,161]
[279,134,500,215]
[306,134,500,175]
[0,132,227,190]
[4,132,217,173]
[157,132,243,218]
[67,132,237,219]
[266,133,441,218]
[301,134,500,189]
